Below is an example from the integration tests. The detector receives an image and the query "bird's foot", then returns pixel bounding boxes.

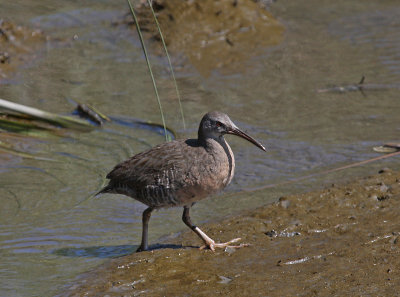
[199,237,249,252]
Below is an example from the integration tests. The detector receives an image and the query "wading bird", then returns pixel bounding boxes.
[97,111,266,252]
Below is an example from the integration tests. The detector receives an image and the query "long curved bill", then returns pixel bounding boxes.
[226,127,266,152]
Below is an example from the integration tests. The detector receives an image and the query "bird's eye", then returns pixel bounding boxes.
[216,121,223,127]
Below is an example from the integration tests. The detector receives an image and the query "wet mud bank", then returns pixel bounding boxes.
[0,19,47,81]
[64,168,400,296]
[120,0,284,76]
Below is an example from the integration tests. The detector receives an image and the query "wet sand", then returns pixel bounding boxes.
[64,168,400,296]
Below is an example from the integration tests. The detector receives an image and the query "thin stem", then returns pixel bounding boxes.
[127,0,168,141]
[147,0,186,130]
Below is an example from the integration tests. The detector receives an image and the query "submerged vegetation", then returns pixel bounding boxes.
[0,98,176,160]
[0,98,94,132]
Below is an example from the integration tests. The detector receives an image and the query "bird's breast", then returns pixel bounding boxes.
[176,138,235,204]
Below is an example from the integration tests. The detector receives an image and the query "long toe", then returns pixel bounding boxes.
[200,237,249,251]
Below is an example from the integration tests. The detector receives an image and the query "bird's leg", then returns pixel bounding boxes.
[136,207,154,252]
[182,206,248,251]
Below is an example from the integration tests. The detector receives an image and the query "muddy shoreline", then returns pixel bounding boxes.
[64,168,400,296]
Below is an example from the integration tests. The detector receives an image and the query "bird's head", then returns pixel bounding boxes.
[198,111,266,151]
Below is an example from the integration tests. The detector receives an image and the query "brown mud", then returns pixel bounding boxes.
[1,0,283,80]
[64,168,400,296]
[0,19,47,81]
[122,0,284,77]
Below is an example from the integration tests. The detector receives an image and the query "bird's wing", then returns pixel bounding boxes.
[106,140,191,188]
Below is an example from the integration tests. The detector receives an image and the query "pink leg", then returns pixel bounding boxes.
[182,206,248,251]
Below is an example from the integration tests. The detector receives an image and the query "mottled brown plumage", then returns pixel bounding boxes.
[98,111,266,251]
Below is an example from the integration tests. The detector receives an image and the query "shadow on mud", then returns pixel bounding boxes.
[52,243,198,258]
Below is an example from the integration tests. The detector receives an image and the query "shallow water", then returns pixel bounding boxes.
[1,0,400,296]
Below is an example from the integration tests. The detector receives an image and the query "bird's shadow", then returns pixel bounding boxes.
[53,243,197,258]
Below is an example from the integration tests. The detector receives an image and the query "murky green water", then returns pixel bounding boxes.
[1,0,400,296]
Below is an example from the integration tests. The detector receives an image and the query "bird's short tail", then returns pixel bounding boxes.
[95,184,113,197]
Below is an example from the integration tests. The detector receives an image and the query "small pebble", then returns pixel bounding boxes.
[379,183,389,193]
[334,224,349,234]
[371,194,378,201]
[391,236,399,245]
[278,197,290,209]
[378,168,390,174]
[218,275,233,284]
[265,230,277,237]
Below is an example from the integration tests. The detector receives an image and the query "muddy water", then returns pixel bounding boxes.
[0,0,400,296]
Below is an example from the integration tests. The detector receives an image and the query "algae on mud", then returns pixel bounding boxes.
[64,169,400,296]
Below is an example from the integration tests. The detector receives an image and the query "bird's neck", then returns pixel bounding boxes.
[200,135,235,186]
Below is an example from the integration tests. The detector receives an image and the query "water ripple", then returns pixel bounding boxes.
[329,8,400,75]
